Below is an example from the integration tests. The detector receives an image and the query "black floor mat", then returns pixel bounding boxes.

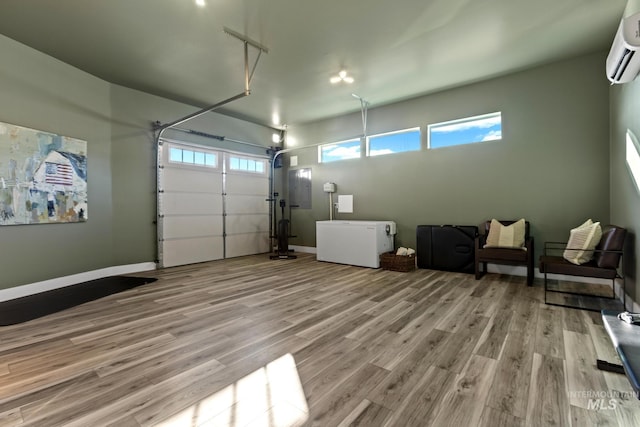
[0,276,157,326]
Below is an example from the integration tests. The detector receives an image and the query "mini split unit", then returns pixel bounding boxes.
[607,0,640,84]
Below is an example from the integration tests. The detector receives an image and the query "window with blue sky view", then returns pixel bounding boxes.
[169,146,217,167]
[319,138,361,163]
[428,112,502,149]
[367,128,421,156]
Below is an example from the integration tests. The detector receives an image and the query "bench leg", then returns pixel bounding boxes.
[476,261,486,280]
[475,260,484,280]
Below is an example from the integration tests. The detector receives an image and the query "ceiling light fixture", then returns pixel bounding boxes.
[330,70,354,84]
[195,0,206,7]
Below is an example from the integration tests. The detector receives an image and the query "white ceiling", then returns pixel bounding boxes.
[0,0,628,128]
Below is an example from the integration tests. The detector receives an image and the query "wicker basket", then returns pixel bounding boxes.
[380,252,416,272]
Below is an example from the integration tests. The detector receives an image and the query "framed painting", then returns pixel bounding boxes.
[0,122,87,225]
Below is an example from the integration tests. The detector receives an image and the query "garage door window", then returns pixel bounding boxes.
[169,146,217,168]
[228,155,267,174]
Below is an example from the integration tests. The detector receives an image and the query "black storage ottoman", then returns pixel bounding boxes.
[416,225,478,273]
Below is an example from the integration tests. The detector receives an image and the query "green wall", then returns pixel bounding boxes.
[0,31,617,294]
[0,34,114,288]
[0,34,275,289]
[610,78,640,307]
[285,52,611,265]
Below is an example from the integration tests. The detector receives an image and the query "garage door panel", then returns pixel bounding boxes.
[225,233,270,258]
[226,214,269,234]
[163,167,223,193]
[225,175,268,195]
[224,155,269,258]
[162,236,224,267]
[162,193,223,216]
[163,215,223,239]
[225,195,270,214]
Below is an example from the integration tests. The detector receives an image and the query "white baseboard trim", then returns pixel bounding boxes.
[295,248,614,285]
[5,255,637,311]
[0,262,157,302]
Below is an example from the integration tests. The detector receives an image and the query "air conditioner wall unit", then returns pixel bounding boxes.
[607,3,640,84]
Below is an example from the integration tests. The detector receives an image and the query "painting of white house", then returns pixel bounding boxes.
[0,122,87,225]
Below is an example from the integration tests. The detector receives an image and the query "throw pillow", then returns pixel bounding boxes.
[575,218,593,229]
[484,219,526,249]
[563,221,603,265]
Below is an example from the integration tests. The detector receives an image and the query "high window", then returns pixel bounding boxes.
[428,112,502,149]
[367,128,421,156]
[319,138,361,163]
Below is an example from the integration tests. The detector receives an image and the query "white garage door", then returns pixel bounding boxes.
[159,141,269,267]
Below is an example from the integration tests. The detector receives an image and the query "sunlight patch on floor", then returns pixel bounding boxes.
[155,353,309,427]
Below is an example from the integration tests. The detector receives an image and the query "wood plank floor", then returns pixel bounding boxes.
[1,253,639,427]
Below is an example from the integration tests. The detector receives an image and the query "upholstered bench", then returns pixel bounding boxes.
[539,224,627,311]
[475,219,534,285]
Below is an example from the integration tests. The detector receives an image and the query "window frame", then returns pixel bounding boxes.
[227,154,268,175]
[428,111,502,149]
[366,127,421,157]
[168,144,218,168]
[318,138,362,163]
[626,130,640,194]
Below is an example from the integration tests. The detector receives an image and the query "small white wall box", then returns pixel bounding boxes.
[337,195,353,213]
[290,155,298,167]
[323,182,336,193]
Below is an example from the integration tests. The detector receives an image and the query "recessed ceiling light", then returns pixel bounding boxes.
[195,0,206,7]
[272,133,281,144]
[330,70,354,84]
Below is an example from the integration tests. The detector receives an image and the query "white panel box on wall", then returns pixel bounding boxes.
[337,195,353,213]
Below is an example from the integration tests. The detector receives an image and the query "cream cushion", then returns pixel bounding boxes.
[484,219,526,249]
[563,220,602,265]
[573,218,593,229]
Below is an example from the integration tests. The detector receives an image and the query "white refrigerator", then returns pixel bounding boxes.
[316,220,396,268]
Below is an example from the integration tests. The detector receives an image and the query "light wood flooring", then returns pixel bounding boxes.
[1,253,639,427]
